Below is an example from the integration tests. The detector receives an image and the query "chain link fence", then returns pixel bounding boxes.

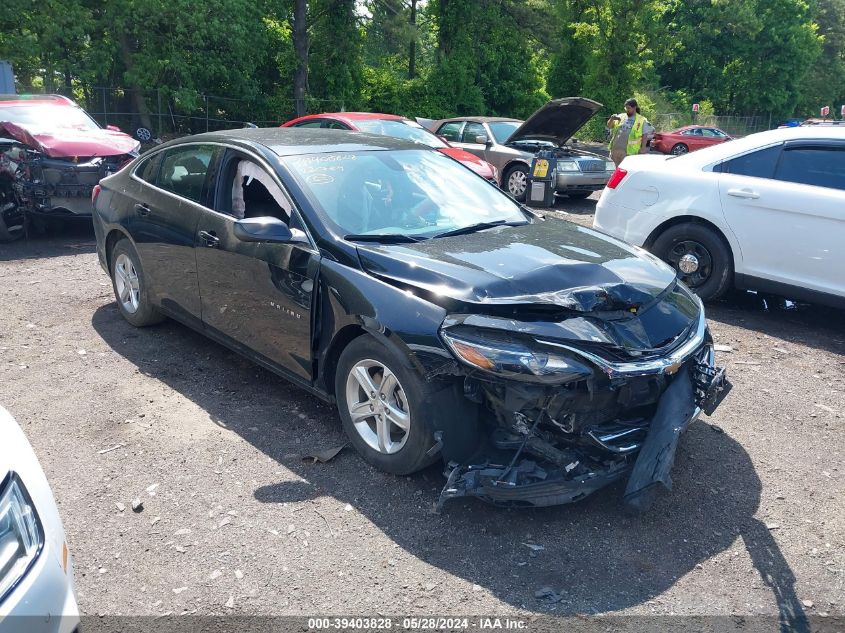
[44,86,346,140]
[651,113,772,137]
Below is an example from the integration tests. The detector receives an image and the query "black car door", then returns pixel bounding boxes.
[195,148,320,382]
[128,143,219,327]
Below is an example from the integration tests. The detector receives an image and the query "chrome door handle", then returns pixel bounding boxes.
[727,188,760,199]
[134,203,151,216]
[198,230,219,248]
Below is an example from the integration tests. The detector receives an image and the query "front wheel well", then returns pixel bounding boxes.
[643,216,734,263]
[320,324,368,397]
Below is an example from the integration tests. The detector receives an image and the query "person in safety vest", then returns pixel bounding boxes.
[607,98,654,167]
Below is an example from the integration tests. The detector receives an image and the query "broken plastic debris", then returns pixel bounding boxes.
[521,543,545,552]
[303,444,348,464]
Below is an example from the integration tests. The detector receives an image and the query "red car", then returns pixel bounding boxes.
[0,94,139,241]
[651,125,732,155]
[281,112,499,184]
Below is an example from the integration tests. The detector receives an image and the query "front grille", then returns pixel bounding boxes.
[579,160,608,172]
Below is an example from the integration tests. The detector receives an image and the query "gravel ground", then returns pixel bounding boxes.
[1,203,843,621]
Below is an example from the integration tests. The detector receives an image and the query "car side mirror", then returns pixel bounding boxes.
[106,124,121,132]
[475,134,490,146]
[234,216,305,244]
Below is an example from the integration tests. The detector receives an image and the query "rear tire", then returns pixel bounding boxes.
[109,239,164,327]
[670,143,689,155]
[335,335,442,475]
[651,223,732,301]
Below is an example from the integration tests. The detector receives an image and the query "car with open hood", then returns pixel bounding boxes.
[92,127,729,511]
[281,112,499,185]
[0,94,140,241]
[429,97,616,201]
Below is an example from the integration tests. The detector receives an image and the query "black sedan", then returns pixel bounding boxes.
[92,128,730,510]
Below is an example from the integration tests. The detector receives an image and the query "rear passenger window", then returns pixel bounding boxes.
[135,153,162,184]
[294,121,324,128]
[158,145,215,203]
[717,144,782,179]
[774,146,845,191]
[437,121,463,142]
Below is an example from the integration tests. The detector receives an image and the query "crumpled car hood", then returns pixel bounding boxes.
[507,97,603,146]
[0,120,139,158]
[355,219,676,312]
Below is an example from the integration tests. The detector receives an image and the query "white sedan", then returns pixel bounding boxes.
[0,406,79,633]
[594,126,845,305]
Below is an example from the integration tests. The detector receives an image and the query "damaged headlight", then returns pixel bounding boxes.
[441,328,592,382]
[0,474,44,602]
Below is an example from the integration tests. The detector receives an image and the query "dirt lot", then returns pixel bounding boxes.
[1,198,843,622]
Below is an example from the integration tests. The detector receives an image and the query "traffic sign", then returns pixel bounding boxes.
[821,105,830,118]
[692,103,700,113]
[841,104,845,117]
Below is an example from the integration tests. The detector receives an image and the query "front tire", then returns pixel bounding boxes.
[109,239,164,327]
[651,223,732,301]
[335,335,440,475]
[504,164,529,202]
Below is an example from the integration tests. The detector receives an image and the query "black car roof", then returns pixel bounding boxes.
[161,127,423,157]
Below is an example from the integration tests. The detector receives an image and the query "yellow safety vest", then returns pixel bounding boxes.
[609,113,646,155]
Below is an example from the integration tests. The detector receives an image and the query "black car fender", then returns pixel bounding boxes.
[314,258,453,394]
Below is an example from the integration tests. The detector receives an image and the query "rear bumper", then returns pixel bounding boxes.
[593,196,658,246]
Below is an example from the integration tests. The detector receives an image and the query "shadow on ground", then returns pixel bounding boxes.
[0,221,96,262]
[91,298,811,629]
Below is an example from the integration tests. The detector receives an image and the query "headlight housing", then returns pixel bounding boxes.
[441,328,593,383]
[557,161,579,172]
[0,474,44,603]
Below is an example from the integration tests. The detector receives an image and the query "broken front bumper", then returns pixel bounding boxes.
[438,331,731,511]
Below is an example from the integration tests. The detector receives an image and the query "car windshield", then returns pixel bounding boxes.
[488,121,521,143]
[283,149,526,238]
[353,119,448,149]
[0,104,101,131]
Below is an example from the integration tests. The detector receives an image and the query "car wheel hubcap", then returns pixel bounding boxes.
[345,359,410,455]
[672,145,688,155]
[508,170,527,197]
[666,240,712,288]
[678,253,699,274]
[114,253,141,314]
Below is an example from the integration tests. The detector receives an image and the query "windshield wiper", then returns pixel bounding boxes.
[432,220,526,239]
[344,233,427,243]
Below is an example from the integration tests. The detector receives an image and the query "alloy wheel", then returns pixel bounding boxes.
[507,169,527,197]
[114,253,141,313]
[344,359,411,455]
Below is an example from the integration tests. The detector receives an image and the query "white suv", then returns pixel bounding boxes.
[594,126,845,306]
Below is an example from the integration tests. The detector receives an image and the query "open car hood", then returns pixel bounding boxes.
[507,97,603,146]
[0,120,139,158]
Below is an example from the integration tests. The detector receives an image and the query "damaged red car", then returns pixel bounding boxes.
[0,94,140,241]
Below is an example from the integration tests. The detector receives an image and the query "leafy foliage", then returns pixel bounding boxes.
[0,0,840,132]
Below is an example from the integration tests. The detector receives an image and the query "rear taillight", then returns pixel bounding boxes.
[607,168,628,189]
[91,184,101,205]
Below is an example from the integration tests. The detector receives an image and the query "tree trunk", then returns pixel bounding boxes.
[408,0,417,79]
[117,31,153,131]
[293,0,309,117]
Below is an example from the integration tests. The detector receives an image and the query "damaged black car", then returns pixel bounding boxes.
[92,128,730,511]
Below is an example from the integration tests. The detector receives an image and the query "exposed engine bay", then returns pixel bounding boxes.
[421,285,731,512]
[0,139,131,241]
